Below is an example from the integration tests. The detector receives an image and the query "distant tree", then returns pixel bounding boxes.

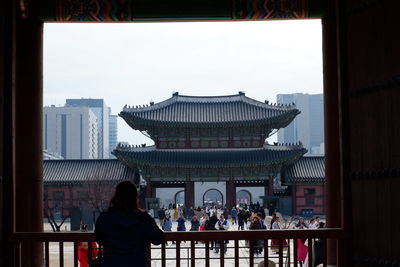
[43,187,72,232]
[80,175,121,213]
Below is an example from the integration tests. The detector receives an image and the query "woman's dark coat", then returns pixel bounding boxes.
[95,210,164,267]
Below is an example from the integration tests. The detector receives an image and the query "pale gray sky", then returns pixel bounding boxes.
[44,20,323,146]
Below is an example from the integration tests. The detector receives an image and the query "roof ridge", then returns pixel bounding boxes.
[121,92,298,113]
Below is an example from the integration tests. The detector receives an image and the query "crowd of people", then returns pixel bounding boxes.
[78,181,326,267]
[155,202,326,263]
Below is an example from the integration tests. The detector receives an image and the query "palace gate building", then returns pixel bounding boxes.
[112,92,322,212]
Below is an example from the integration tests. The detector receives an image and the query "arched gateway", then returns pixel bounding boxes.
[113,92,307,209]
[203,189,223,207]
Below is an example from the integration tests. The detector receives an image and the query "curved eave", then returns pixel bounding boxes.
[119,109,299,130]
[112,147,307,169]
[284,177,325,185]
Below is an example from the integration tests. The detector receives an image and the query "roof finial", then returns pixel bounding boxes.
[238,91,245,96]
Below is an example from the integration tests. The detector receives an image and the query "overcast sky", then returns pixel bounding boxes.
[44,20,323,146]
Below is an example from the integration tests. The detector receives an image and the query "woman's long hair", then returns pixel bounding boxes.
[109,180,139,211]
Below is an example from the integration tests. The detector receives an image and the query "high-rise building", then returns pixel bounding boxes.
[43,106,98,159]
[66,99,110,159]
[277,93,324,155]
[109,110,118,158]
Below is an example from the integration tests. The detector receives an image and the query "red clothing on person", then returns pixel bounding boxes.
[297,239,308,262]
[78,242,98,267]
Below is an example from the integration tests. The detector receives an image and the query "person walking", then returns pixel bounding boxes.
[177,214,186,232]
[206,212,219,250]
[249,216,266,255]
[157,207,165,225]
[237,209,245,230]
[270,216,288,253]
[190,216,200,243]
[214,215,230,254]
[95,181,163,267]
[162,214,174,245]
[231,207,238,225]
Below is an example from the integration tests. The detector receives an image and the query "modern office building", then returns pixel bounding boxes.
[277,93,324,155]
[43,106,98,159]
[66,99,110,159]
[109,112,118,158]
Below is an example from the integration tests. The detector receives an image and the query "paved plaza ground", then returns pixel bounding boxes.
[45,217,296,267]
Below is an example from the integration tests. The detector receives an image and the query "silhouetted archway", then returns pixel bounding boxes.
[236,189,252,204]
[174,190,185,206]
[203,189,223,207]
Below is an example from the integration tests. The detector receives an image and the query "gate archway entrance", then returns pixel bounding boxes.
[174,190,185,206]
[203,189,223,208]
[236,190,252,205]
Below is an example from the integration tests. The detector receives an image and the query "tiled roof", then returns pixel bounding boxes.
[120,92,299,129]
[43,159,136,183]
[113,144,307,168]
[283,156,325,184]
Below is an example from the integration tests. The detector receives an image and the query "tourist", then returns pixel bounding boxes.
[173,204,179,221]
[314,221,326,266]
[249,216,266,255]
[231,207,238,225]
[177,214,186,232]
[206,212,219,250]
[199,214,208,231]
[190,215,200,244]
[296,218,309,229]
[78,224,98,267]
[270,213,277,229]
[157,207,165,225]
[244,210,251,229]
[162,214,174,245]
[214,215,229,254]
[270,216,288,253]
[195,206,202,219]
[237,209,245,230]
[256,212,266,228]
[308,218,317,229]
[296,238,308,266]
[188,207,195,220]
[190,216,200,231]
[95,181,163,267]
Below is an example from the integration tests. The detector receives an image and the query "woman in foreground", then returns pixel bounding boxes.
[95,181,164,267]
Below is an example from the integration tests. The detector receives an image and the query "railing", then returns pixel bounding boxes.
[12,229,344,267]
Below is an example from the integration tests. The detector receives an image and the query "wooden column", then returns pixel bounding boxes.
[14,16,44,266]
[1,0,17,265]
[292,185,297,215]
[184,178,194,208]
[322,0,341,264]
[268,176,273,196]
[226,177,235,209]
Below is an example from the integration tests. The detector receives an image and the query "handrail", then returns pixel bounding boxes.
[12,228,344,242]
[11,229,344,267]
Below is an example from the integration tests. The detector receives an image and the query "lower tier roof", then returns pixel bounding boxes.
[283,156,325,184]
[112,145,307,168]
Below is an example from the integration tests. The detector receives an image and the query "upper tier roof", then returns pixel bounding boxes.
[120,92,300,129]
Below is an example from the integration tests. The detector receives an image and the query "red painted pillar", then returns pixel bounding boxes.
[322,0,342,264]
[268,176,273,196]
[226,177,235,209]
[14,16,44,266]
[185,178,194,208]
